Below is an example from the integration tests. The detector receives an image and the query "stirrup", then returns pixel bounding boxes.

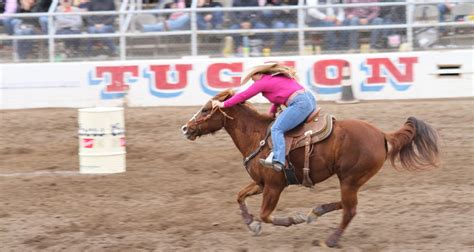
[272,162,283,172]
[259,160,283,173]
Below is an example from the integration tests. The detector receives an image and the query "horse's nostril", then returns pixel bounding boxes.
[181,125,188,134]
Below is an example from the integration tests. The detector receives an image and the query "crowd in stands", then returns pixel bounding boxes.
[0,0,472,60]
[0,0,117,59]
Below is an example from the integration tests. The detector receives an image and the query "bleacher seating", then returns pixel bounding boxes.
[0,1,472,63]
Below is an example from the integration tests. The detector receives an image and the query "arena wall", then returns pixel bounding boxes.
[0,49,472,109]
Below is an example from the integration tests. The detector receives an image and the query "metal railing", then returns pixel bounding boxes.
[0,0,472,63]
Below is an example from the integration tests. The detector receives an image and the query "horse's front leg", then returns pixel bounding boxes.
[237,181,263,234]
[307,201,342,223]
[260,185,307,227]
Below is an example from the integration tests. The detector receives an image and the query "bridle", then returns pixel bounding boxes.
[186,104,234,136]
[185,102,270,176]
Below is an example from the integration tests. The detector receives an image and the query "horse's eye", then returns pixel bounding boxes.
[201,108,210,113]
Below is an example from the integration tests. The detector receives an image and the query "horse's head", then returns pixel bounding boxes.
[181,89,235,140]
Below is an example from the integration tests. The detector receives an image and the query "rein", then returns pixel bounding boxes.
[243,122,272,172]
[189,106,234,126]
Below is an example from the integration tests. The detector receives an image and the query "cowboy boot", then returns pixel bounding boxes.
[259,152,283,172]
[259,152,274,168]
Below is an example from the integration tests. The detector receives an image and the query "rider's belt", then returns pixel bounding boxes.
[285,89,306,106]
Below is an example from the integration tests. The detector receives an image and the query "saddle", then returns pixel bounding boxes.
[269,108,336,187]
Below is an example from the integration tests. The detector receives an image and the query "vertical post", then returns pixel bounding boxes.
[47,0,59,62]
[13,35,18,62]
[406,0,414,51]
[119,16,126,60]
[119,0,129,61]
[136,0,142,10]
[190,0,198,56]
[48,14,54,62]
[297,0,305,56]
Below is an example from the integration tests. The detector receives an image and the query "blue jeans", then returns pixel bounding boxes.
[438,4,449,23]
[342,17,383,49]
[57,28,81,50]
[229,21,267,49]
[197,12,224,29]
[1,18,16,35]
[39,16,49,34]
[438,4,451,33]
[271,21,297,52]
[12,19,35,59]
[308,20,339,50]
[271,92,317,165]
[87,24,116,56]
[143,14,190,32]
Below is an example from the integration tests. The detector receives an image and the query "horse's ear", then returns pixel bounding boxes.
[215,89,235,101]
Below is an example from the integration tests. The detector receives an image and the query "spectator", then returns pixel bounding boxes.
[262,0,298,52]
[306,0,345,51]
[141,0,190,32]
[379,0,405,48]
[341,0,384,51]
[33,0,53,34]
[197,0,224,30]
[229,0,267,53]
[11,0,53,59]
[12,0,40,59]
[86,0,117,57]
[55,0,83,56]
[0,0,18,35]
[419,0,472,34]
[77,0,91,10]
[437,1,462,23]
[72,0,85,6]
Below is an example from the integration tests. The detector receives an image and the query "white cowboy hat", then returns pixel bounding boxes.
[240,62,279,85]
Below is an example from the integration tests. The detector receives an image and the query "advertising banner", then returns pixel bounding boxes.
[1,50,473,109]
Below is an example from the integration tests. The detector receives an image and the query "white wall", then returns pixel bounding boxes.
[1,50,473,109]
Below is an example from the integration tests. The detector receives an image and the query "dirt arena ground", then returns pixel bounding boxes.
[0,98,473,251]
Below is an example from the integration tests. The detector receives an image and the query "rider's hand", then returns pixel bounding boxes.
[211,100,224,108]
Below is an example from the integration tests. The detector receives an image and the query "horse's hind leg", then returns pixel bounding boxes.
[324,184,359,248]
[237,182,263,234]
[307,201,342,223]
[259,186,307,227]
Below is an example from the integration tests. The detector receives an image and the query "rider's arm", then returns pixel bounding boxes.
[223,81,264,108]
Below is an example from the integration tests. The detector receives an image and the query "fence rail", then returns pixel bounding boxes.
[0,0,473,63]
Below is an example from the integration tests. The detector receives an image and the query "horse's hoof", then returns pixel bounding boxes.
[306,210,318,224]
[325,237,340,248]
[248,221,262,236]
[319,240,329,248]
[292,212,307,224]
[311,240,328,248]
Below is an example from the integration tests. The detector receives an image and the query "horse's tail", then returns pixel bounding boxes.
[384,117,440,171]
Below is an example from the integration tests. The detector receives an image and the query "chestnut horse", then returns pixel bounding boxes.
[181,90,439,247]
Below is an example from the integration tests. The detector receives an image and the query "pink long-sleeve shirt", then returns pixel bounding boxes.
[223,74,304,114]
[1,0,17,20]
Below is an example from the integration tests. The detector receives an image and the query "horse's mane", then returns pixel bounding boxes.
[214,89,273,123]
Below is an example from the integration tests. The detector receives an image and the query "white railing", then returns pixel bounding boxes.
[0,0,472,62]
